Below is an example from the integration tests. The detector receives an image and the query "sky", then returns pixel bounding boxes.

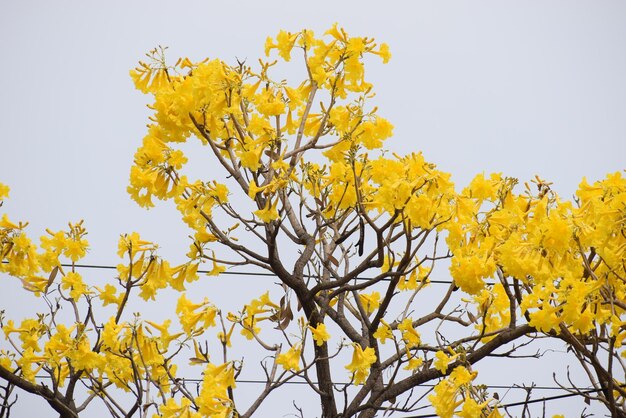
[1,1,625,416]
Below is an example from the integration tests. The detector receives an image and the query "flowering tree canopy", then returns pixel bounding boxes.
[1,26,625,418]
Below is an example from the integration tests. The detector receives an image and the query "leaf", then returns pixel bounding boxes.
[45,266,59,292]
[276,304,293,330]
[2,242,14,259]
[281,303,293,321]
[276,312,292,330]
[357,217,365,256]
[276,317,291,330]
[467,311,477,324]
[328,254,339,267]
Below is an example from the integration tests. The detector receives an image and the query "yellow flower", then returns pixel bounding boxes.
[0,353,12,371]
[324,23,346,42]
[449,365,476,385]
[358,291,380,315]
[61,272,89,300]
[158,397,201,418]
[373,321,393,344]
[16,348,46,383]
[459,399,483,418]
[283,110,298,135]
[0,214,19,229]
[194,229,217,243]
[196,362,236,416]
[206,252,226,276]
[254,198,280,223]
[345,344,377,385]
[217,324,235,348]
[528,304,559,333]
[248,179,268,199]
[176,294,217,335]
[68,338,103,371]
[116,232,153,258]
[283,86,304,111]
[487,407,505,418]
[428,366,476,418]
[377,43,392,63]
[255,89,286,116]
[100,317,123,350]
[398,318,421,348]
[434,350,455,374]
[398,270,418,291]
[467,172,499,201]
[277,30,299,61]
[308,323,331,346]
[276,345,301,372]
[264,37,277,57]
[146,320,183,348]
[240,315,260,340]
[97,284,120,307]
[0,182,9,200]
[63,237,88,262]
[403,355,423,371]
[240,146,263,171]
[380,254,398,273]
[428,378,458,418]
[449,254,494,295]
[169,262,200,291]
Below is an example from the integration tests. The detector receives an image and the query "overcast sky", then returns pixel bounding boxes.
[1,1,625,416]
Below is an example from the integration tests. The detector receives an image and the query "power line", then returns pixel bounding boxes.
[30,374,589,393]
[1,261,459,285]
[0,262,581,390]
[4,263,596,404]
[26,375,598,414]
[222,380,592,392]
[403,388,600,417]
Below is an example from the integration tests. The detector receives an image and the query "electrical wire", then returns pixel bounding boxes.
[30,374,590,393]
[27,375,599,414]
[0,262,606,406]
[403,388,600,417]
[5,261,459,285]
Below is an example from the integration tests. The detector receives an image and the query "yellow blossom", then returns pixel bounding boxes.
[308,323,331,346]
[276,345,301,372]
[358,291,380,315]
[398,318,421,348]
[373,321,393,344]
[434,350,455,374]
[254,198,280,223]
[61,272,89,300]
[345,344,377,385]
[0,183,9,200]
[176,294,217,335]
[404,355,423,371]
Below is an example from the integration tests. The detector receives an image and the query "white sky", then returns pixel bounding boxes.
[1,1,625,417]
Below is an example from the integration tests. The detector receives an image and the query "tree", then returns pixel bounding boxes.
[0,25,625,418]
